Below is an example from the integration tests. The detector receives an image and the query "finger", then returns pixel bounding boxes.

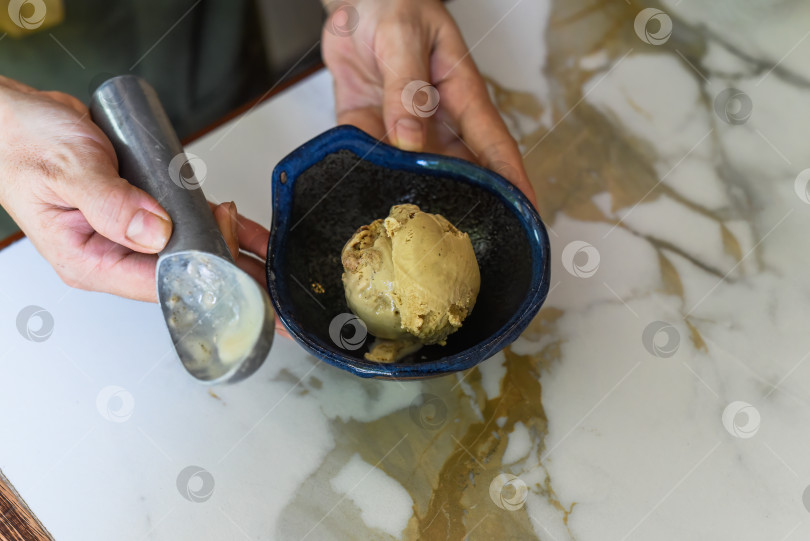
[0,75,37,93]
[43,221,159,302]
[83,244,158,302]
[74,111,120,167]
[233,248,290,340]
[213,202,239,261]
[276,319,292,340]
[375,17,433,151]
[427,113,478,161]
[54,163,173,255]
[235,252,266,288]
[234,212,270,260]
[326,41,387,140]
[38,90,87,115]
[207,201,269,260]
[433,27,537,205]
[440,73,535,202]
[234,253,289,339]
[336,107,387,141]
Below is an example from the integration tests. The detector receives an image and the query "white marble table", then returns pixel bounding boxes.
[3,0,810,539]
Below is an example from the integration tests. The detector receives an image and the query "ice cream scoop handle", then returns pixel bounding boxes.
[89,75,232,261]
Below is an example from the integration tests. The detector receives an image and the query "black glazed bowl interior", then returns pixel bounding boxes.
[266,125,550,379]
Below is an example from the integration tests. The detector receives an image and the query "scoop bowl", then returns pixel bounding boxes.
[266,125,550,379]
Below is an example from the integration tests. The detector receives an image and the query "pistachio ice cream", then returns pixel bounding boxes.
[341,204,481,362]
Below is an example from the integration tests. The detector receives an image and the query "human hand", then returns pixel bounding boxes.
[0,76,274,308]
[321,0,537,204]
[0,76,176,301]
[210,202,291,339]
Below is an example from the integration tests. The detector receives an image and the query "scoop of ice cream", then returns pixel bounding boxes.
[340,219,404,341]
[341,204,481,360]
[364,336,423,363]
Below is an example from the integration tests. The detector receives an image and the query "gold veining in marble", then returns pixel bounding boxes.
[274,0,782,537]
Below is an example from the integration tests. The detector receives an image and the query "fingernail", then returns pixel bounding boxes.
[228,202,238,234]
[394,118,424,152]
[126,209,171,251]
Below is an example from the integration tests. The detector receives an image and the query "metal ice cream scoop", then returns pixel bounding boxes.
[90,75,274,384]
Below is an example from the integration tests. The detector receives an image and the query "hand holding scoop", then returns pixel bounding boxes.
[90,75,274,384]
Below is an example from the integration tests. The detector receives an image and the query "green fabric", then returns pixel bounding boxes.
[0,207,17,238]
[0,0,269,137]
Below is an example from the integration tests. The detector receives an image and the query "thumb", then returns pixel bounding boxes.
[377,25,434,151]
[58,165,173,253]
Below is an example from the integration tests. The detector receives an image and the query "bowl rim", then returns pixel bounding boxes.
[266,125,551,379]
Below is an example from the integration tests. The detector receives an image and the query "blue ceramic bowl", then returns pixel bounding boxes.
[266,125,550,379]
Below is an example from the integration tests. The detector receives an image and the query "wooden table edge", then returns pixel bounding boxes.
[0,470,53,541]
